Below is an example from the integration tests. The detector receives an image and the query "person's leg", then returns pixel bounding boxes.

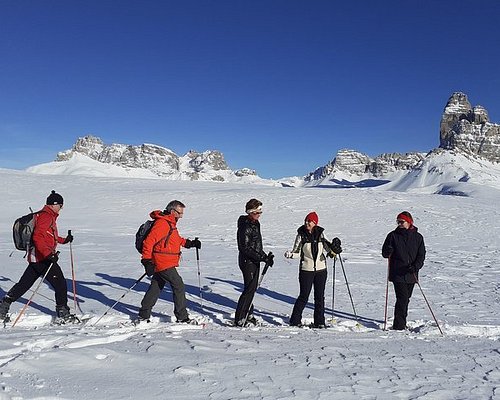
[235,261,259,324]
[313,269,327,326]
[4,263,42,303]
[393,281,411,330]
[162,268,189,321]
[43,262,68,308]
[290,270,314,326]
[139,274,166,320]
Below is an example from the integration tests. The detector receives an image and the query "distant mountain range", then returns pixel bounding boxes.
[26,92,500,194]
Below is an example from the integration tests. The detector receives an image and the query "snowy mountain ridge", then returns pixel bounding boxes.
[25,92,500,194]
[29,135,277,185]
[293,92,500,193]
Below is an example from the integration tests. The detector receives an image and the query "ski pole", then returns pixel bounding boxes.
[383,258,390,330]
[1,276,55,303]
[331,256,336,320]
[92,272,147,326]
[11,253,59,328]
[243,252,273,326]
[68,230,82,314]
[195,237,203,309]
[414,273,443,335]
[338,255,358,321]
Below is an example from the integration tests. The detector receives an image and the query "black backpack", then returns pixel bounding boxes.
[13,209,40,252]
[135,219,174,254]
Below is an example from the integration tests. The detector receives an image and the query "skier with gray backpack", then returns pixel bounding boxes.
[0,190,77,324]
[136,200,201,324]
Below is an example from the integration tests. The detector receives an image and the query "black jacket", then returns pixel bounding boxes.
[382,226,426,283]
[237,215,267,265]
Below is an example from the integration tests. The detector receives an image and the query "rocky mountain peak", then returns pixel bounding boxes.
[304,149,424,183]
[440,92,500,162]
[56,135,256,182]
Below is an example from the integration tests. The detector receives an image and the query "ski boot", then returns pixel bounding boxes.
[54,305,79,325]
[246,314,258,326]
[0,297,12,324]
[177,317,198,325]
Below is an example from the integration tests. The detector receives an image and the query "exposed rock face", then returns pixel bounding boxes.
[304,149,424,182]
[56,135,251,181]
[440,92,500,162]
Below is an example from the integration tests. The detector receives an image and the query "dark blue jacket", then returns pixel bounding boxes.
[382,226,426,283]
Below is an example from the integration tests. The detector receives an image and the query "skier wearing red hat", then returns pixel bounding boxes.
[382,211,426,330]
[285,211,342,328]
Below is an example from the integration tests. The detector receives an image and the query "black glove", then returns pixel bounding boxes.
[64,233,74,244]
[408,265,417,274]
[47,252,59,264]
[331,237,342,254]
[141,259,156,277]
[185,238,202,249]
[265,252,274,267]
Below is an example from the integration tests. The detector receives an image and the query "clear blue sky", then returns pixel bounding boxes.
[1,1,500,179]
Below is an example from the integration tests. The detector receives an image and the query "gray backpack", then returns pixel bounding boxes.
[13,209,39,252]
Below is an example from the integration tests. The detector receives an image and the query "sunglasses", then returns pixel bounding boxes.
[251,211,262,215]
[396,220,406,225]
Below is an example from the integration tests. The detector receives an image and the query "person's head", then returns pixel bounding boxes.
[46,190,64,214]
[245,198,263,221]
[396,211,413,229]
[304,211,318,232]
[165,200,186,220]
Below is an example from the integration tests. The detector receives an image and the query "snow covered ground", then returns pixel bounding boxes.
[0,168,499,400]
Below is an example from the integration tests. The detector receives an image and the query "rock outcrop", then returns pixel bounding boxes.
[440,92,500,162]
[304,149,424,183]
[56,135,257,182]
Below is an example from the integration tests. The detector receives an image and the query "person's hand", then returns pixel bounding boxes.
[185,238,202,249]
[408,265,417,274]
[284,251,293,259]
[47,252,59,264]
[64,233,74,244]
[266,252,274,267]
[331,237,342,254]
[141,259,156,277]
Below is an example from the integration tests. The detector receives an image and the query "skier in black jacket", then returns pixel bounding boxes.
[234,198,273,327]
[382,211,426,330]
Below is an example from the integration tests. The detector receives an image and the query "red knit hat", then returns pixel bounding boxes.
[397,211,413,225]
[305,212,319,225]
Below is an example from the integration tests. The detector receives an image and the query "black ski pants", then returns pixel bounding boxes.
[234,258,260,324]
[290,268,327,326]
[7,261,68,307]
[392,281,415,330]
[139,267,188,321]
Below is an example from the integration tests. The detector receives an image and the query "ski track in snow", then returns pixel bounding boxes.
[0,170,499,399]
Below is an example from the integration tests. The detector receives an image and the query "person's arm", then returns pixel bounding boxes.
[382,233,393,259]
[285,234,302,259]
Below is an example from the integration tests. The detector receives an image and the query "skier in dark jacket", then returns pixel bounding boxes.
[285,212,342,328]
[382,211,426,330]
[0,191,76,323]
[234,198,274,327]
